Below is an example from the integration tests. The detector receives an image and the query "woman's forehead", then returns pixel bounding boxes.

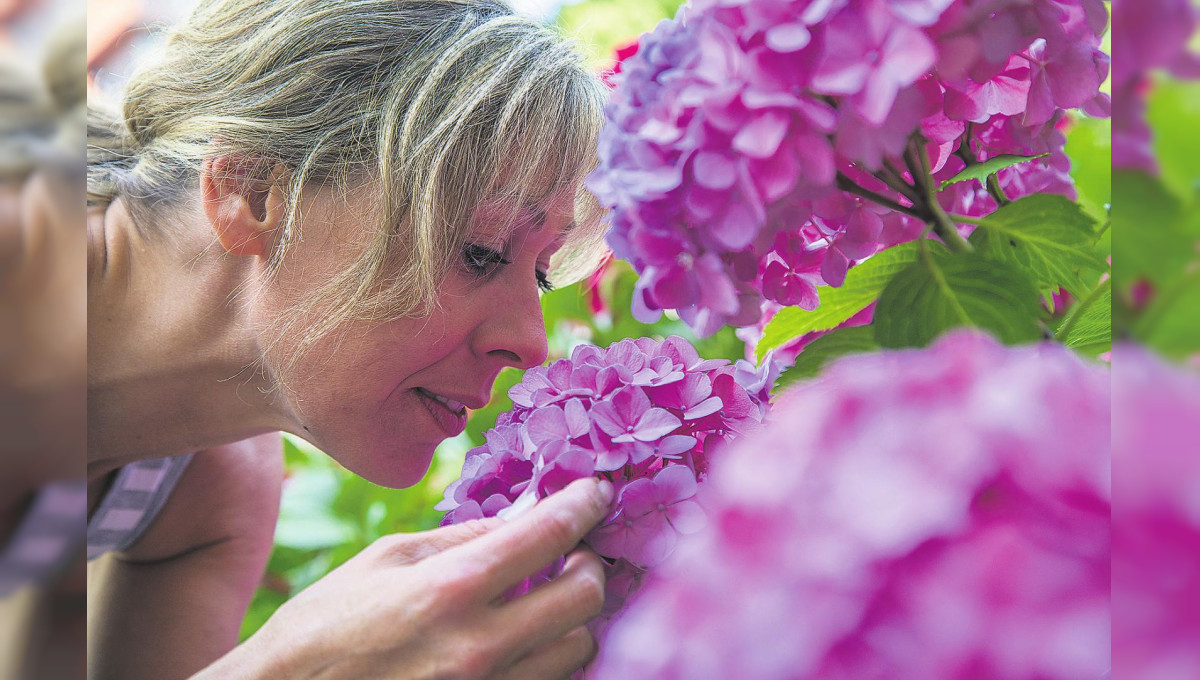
[469,192,578,236]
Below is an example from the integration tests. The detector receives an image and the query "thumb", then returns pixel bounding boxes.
[386,517,507,563]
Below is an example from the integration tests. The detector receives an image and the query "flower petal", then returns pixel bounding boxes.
[633,407,684,441]
[666,499,707,534]
[654,464,699,504]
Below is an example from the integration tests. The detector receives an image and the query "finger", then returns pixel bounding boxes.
[372,517,505,564]
[494,548,606,657]
[436,478,613,599]
[494,626,597,680]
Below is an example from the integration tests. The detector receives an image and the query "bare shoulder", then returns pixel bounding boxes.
[116,432,285,564]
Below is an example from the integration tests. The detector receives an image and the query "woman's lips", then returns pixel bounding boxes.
[415,388,468,437]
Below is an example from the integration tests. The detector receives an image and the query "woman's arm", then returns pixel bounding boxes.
[87,433,284,680]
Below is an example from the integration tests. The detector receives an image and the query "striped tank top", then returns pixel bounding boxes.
[85,454,194,561]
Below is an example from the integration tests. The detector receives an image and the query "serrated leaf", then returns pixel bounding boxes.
[969,193,1106,298]
[756,241,921,362]
[874,245,1043,348]
[773,326,880,394]
[1060,281,1111,356]
[939,153,1050,190]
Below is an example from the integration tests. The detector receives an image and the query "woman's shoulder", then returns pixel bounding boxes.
[112,433,285,565]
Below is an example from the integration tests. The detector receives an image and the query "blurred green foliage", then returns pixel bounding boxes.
[557,0,685,69]
[1114,77,1200,358]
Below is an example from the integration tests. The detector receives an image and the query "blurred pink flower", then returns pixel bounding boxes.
[593,331,1111,680]
[1112,346,1200,679]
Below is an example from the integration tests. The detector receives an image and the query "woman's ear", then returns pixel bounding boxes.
[201,154,289,258]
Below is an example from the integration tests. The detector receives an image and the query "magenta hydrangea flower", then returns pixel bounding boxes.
[1112,346,1200,679]
[437,335,773,626]
[589,0,1110,336]
[592,331,1110,680]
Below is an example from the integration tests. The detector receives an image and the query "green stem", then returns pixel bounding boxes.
[1096,218,1111,238]
[986,174,1011,206]
[955,131,1010,207]
[916,141,973,254]
[835,172,926,220]
[1055,277,1112,342]
[874,166,922,203]
[947,213,984,225]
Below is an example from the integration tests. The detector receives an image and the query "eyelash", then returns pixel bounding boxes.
[462,244,554,293]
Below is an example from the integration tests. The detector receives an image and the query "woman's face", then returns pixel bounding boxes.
[261,181,574,488]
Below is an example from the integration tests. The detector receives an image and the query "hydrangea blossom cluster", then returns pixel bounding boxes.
[1110,0,1200,172]
[1112,347,1200,678]
[588,0,1110,335]
[437,336,773,618]
[592,331,1110,680]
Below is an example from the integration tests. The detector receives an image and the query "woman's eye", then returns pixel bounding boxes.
[536,269,554,293]
[462,244,510,275]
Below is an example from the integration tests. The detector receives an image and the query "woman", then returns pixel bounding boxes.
[86,1,615,678]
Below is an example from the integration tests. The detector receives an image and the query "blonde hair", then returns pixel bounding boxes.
[87,0,609,370]
[2,16,85,180]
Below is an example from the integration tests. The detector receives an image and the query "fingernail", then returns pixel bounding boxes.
[596,479,614,504]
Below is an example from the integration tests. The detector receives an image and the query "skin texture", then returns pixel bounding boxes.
[86,158,609,679]
[1,167,86,680]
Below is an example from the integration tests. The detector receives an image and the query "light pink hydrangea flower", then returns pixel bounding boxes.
[590,0,1109,335]
[592,331,1110,680]
[437,336,773,625]
[1112,346,1200,679]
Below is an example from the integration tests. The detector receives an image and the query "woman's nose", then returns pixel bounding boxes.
[476,281,549,370]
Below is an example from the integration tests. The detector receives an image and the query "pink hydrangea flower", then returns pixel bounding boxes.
[1112,346,1200,679]
[590,0,1110,335]
[592,331,1110,680]
[437,335,773,628]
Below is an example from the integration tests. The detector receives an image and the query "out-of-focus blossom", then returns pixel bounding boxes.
[1110,0,1200,172]
[589,0,1109,335]
[437,336,771,630]
[1112,346,1200,680]
[593,331,1110,680]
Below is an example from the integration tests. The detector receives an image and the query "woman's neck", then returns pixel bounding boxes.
[87,199,292,480]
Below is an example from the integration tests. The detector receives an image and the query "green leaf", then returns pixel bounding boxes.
[774,326,880,393]
[756,241,922,362]
[969,193,1106,298]
[1133,269,1200,358]
[1147,78,1200,202]
[1059,280,1112,357]
[874,244,1043,348]
[274,513,358,551]
[939,153,1050,190]
[1112,170,1191,288]
[1064,115,1112,222]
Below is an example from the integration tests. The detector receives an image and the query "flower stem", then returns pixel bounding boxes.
[835,172,925,221]
[955,131,1011,207]
[947,213,984,225]
[874,165,922,203]
[915,140,972,254]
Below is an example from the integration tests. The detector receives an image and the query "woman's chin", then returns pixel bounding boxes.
[349,439,439,490]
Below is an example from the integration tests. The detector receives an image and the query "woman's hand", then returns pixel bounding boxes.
[197,477,614,680]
